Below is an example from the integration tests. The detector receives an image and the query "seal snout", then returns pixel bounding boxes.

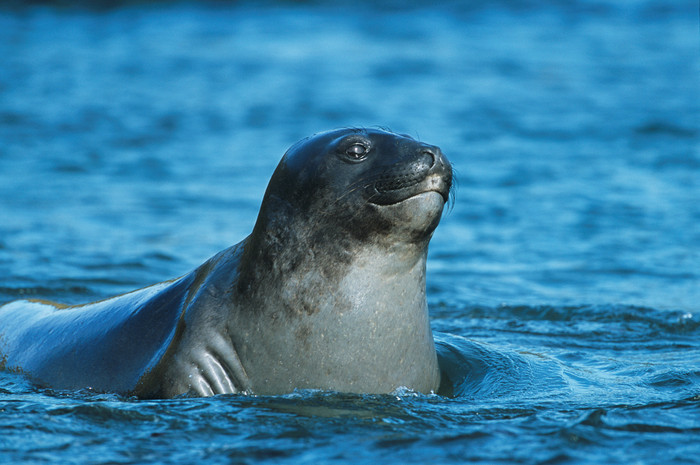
[375,151,432,193]
[370,142,452,206]
[420,146,438,167]
[425,145,453,198]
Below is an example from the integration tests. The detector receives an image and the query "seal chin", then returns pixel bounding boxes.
[403,190,447,206]
[397,186,449,206]
[374,190,446,239]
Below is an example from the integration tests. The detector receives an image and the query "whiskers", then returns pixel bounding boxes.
[444,162,458,216]
[332,172,385,208]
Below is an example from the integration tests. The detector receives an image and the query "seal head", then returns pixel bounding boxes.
[247,128,451,259]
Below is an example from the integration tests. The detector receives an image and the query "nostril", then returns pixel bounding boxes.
[421,148,436,168]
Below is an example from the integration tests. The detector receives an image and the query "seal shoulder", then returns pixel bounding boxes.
[137,240,254,398]
[0,240,251,397]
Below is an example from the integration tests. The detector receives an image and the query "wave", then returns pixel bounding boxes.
[433,303,700,339]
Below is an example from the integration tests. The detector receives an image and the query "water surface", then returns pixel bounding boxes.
[1,1,699,464]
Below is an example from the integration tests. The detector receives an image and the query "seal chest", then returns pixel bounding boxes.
[0,128,452,398]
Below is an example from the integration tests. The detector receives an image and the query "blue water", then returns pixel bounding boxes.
[1,1,699,463]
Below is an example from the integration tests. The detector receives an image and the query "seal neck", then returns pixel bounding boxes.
[228,238,439,395]
[236,201,428,302]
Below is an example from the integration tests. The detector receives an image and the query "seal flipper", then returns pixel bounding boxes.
[202,330,252,394]
[160,330,252,397]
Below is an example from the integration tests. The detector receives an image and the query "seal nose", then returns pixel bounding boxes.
[420,145,448,173]
[421,145,452,198]
[370,140,452,205]
[420,147,437,168]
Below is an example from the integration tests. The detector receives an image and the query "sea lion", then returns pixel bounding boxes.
[0,128,452,398]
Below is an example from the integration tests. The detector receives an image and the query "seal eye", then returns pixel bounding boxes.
[345,143,368,160]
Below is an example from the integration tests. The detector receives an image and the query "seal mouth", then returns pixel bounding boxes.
[375,175,451,206]
[369,149,452,206]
